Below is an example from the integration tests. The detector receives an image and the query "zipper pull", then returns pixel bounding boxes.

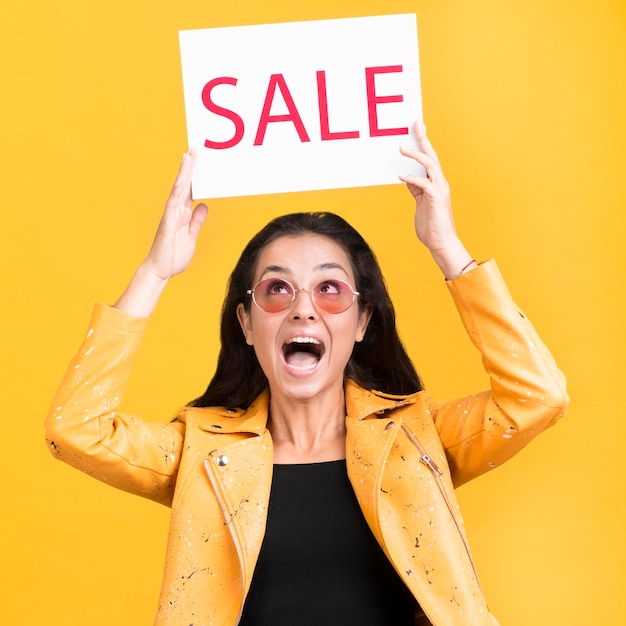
[400,423,444,477]
[420,454,443,476]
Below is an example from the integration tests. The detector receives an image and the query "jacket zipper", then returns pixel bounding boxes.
[203,459,246,626]
[400,423,484,594]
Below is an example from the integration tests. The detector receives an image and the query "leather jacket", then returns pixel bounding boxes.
[45,260,568,625]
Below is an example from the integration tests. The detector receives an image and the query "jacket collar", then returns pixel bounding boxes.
[189,379,417,435]
[186,390,271,435]
[344,378,417,420]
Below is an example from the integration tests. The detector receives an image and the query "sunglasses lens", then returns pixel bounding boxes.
[253,278,294,312]
[313,280,354,313]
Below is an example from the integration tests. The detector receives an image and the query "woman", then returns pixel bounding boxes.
[45,123,568,625]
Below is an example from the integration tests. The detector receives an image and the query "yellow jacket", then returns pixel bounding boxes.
[45,260,568,626]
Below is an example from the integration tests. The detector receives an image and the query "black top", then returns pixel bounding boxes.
[239,459,417,626]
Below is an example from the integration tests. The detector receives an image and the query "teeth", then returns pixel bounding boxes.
[287,337,320,345]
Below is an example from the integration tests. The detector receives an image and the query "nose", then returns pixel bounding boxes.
[291,288,317,319]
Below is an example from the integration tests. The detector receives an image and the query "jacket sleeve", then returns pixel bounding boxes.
[44,303,185,506]
[431,259,569,487]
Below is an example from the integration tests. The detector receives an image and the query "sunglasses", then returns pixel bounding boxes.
[247,277,360,314]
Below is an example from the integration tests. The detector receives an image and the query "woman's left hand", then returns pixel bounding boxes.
[399,122,475,280]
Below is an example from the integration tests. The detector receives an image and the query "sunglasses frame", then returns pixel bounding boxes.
[247,277,360,314]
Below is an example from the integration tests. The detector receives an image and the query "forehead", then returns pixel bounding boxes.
[254,234,355,281]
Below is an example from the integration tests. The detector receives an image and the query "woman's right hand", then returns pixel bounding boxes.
[114,149,208,318]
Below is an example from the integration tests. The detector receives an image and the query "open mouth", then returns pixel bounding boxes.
[282,336,325,371]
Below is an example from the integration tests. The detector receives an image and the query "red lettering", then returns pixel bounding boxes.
[201,77,245,150]
[254,74,311,146]
[365,66,409,137]
[316,71,360,141]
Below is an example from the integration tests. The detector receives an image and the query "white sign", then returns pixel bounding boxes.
[179,14,423,199]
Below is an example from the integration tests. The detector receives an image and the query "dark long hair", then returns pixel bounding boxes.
[190,212,423,409]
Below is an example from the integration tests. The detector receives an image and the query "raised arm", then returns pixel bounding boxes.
[399,124,568,485]
[45,152,207,505]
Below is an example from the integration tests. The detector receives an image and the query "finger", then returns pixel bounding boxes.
[177,147,197,184]
[166,148,197,210]
[398,173,434,197]
[188,203,208,240]
[399,145,443,187]
[412,121,440,164]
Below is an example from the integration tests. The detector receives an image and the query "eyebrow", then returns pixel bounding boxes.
[258,262,350,280]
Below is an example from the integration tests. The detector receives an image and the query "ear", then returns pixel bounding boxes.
[237,303,254,346]
[355,304,373,343]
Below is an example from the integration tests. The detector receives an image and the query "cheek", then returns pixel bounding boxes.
[248,313,282,350]
[329,314,365,349]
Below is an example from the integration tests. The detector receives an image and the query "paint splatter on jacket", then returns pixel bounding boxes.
[45,259,568,625]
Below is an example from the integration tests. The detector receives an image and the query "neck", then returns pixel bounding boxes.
[267,385,347,464]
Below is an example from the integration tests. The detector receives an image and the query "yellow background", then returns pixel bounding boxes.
[2,0,624,624]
